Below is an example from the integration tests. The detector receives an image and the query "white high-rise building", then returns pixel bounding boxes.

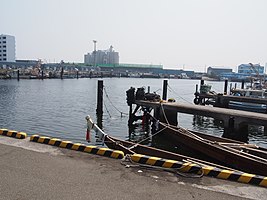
[0,34,16,62]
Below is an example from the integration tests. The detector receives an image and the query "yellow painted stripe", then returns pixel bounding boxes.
[97,148,110,155]
[238,173,255,183]
[71,143,83,150]
[131,154,143,162]
[0,129,8,134]
[38,136,50,143]
[84,146,97,153]
[48,138,61,145]
[202,166,216,175]
[59,141,72,148]
[110,150,124,158]
[259,177,267,187]
[17,132,27,138]
[217,170,233,179]
[7,130,16,136]
[146,157,161,165]
[30,135,40,141]
[162,160,177,168]
[180,163,197,172]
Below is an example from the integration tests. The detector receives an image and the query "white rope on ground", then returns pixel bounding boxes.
[120,154,204,178]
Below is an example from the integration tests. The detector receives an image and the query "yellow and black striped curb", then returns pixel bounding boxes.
[130,154,267,187]
[0,129,27,139]
[30,135,124,159]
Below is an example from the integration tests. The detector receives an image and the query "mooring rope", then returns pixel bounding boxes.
[128,126,168,149]
[120,154,204,178]
[167,84,193,104]
[102,86,128,116]
[103,99,112,118]
[160,103,170,125]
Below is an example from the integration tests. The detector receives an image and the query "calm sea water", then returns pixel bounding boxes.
[0,78,267,148]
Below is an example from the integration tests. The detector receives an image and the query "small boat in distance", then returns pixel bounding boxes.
[229,88,267,113]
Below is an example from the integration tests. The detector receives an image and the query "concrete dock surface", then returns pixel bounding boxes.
[0,136,266,200]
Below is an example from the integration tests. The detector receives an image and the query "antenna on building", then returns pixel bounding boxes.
[93,40,97,67]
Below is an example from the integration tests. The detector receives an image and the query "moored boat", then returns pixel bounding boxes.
[159,122,267,176]
[85,115,267,175]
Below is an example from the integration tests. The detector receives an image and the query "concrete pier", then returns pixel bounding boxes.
[0,136,265,200]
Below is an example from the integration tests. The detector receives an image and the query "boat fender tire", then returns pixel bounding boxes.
[193,98,200,105]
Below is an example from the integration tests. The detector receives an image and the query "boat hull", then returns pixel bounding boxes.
[161,125,267,176]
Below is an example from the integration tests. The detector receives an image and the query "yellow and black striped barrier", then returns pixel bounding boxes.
[130,154,267,187]
[30,135,124,159]
[0,129,27,139]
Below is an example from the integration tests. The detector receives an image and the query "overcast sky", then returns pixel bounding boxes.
[1,0,267,72]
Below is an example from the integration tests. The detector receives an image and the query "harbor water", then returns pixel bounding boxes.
[0,78,267,148]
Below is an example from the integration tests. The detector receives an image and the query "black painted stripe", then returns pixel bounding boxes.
[43,138,50,144]
[91,148,99,154]
[54,141,61,147]
[153,159,166,167]
[206,168,221,177]
[11,132,17,137]
[171,162,183,169]
[66,143,74,149]
[117,154,123,159]
[228,172,242,181]
[103,150,113,157]
[138,157,149,164]
[77,145,86,152]
[249,176,264,185]
[32,136,39,142]
[188,165,202,173]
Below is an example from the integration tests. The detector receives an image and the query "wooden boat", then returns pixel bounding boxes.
[85,115,258,173]
[159,122,267,176]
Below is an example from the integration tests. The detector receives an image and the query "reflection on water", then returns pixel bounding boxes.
[192,115,224,137]
[0,79,267,148]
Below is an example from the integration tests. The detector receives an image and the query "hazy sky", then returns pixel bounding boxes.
[1,0,267,72]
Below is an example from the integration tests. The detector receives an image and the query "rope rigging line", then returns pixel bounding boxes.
[102,86,128,116]
[103,99,112,118]
[160,103,170,125]
[128,126,169,149]
[167,84,193,104]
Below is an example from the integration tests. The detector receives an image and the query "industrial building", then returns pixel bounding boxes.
[84,45,119,66]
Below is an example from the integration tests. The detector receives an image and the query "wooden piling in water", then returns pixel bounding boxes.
[224,79,228,95]
[60,67,63,79]
[241,80,245,89]
[162,80,168,100]
[96,80,103,115]
[17,70,20,81]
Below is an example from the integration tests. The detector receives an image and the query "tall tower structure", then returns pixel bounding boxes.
[93,40,97,67]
